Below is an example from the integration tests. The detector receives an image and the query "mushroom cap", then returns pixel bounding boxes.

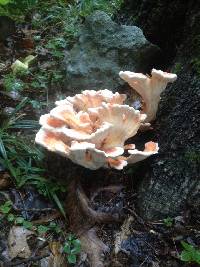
[119,69,177,122]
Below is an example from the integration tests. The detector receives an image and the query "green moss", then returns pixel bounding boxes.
[173,62,182,74]
[191,57,200,76]
[185,150,200,164]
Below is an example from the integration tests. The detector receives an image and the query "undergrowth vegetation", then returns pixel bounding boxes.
[0,98,66,216]
[0,0,124,215]
[0,198,81,264]
[0,1,123,263]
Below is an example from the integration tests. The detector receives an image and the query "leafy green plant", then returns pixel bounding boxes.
[45,37,66,58]
[3,73,24,92]
[0,0,12,5]
[0,200,63,233]
[15,216,34,230]
[0,98,66,216]
[180,241,200,265]
[191,57,200,76]
[63,234,81,264]
[185,150,200,164]
[173,62,182,74]
[163,217,173,227]
[37,222,62,235]
[1,0,124,220]
[0,0,38,21]
[0,201,33,230]
[0,200,12,214]
[29,100,46,110]
[76,0,123,17]
[29,176,66,217]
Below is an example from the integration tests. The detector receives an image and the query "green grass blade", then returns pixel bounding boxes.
[0,136,7,159]
[52,193,66,218]
[11,120,39,129]
[11,97,29,116]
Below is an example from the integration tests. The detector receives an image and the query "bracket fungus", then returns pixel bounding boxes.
[35,89,158,170]
[119,69,177,122]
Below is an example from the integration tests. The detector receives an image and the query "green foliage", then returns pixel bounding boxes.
[1,0,124,220]
[191,57,200,76]
[15,216,34,230]
[0,98,66,216]
[0,200,12,214]
[0,0,38,21]
[185,150,200,164]
[7,213,15,222]
[37,222,62,235]
[33,0,123,41]
[0,200,63,233]
[76,0,123,17]
[30,71,49,89]
[29,176,66,217]
[0,0,12,5]
[180,241,200,265]
[29,100,46,110]
[0,201,34,230]
[163,217,173,227]
[3,73,24,92]
[173,62,182,74]
[45,37,67,58]
[63,234,81,264]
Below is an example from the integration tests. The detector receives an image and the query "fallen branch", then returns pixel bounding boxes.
[4,253,50,266]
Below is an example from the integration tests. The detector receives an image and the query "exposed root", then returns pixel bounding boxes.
[80,228,109,267]
[65,178,123,266]
[77,183,122,224]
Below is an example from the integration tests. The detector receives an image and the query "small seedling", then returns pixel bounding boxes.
[48,222,62,234]
[0,200,12,214]
[15,216,33,230]
[37,222,62,235]
[0,202,33,230]
[163,217,173,227]
[180,241,200,264]
[63,234,81,264]
[37,225,50,234]
[3,73,24,92]
[7,213,15,222]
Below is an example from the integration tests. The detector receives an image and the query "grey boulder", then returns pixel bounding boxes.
[65,11,161,92]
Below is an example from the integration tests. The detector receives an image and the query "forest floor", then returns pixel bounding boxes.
[0,1,199,266]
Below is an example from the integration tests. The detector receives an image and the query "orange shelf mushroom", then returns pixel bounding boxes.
[35,89,158,170]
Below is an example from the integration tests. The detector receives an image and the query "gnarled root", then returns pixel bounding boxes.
[78,183,123,224]
[66,178,123,266]
[80,228,109,267]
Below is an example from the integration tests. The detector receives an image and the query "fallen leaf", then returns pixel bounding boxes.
[8,226,34,259]
[0,172,11,189]
[22,29,39,37]
[39,242,67,267]
[11,55,36,74]
[21,38,35,49]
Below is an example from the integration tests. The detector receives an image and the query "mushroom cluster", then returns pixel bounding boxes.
[35,89,159,170]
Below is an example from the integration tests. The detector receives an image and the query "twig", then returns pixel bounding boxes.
[139,255,149,266]
[27,241,49,267]
[126,207,146,226]
[4,253,50,266]
[31,210,61,224]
